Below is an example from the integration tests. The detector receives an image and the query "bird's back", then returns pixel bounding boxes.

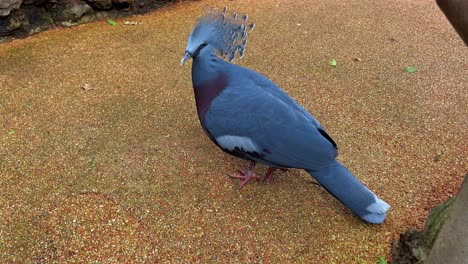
[229,63,325,130]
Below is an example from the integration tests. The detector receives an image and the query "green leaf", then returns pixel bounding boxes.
[330,58,337,67]
[404,66,417,73]
[107,19,117,26]
[377,256,387,264]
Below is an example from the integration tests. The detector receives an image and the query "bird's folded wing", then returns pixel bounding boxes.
[205,72,338,170]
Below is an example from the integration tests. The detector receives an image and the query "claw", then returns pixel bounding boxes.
[228,161,258,188]
[228,163,288,187]
[229,171,261,188]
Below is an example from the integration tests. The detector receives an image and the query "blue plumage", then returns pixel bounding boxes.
[181,7,390,224]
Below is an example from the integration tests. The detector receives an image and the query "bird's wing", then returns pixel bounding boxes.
[204,66,338,170]
[245,68,325,129]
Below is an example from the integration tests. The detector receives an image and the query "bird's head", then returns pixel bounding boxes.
[181,6,255,65]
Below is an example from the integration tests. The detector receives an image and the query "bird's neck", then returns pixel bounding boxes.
[191,47,228,126]
[191,46,223,85]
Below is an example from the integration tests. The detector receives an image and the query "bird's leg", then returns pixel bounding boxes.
[229,161,261,188]
[262,167,288,183]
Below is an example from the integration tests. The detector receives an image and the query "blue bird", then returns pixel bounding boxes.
[181,7,390,224]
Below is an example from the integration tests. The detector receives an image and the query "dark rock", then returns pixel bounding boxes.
[437,0,468,45]
[83,0,134,10]
[391,229,424,264]
[22,0,48,5]
[427,175,468,264]
[1,5,54,38]
[111,0,132,10]
[391,197,456,264]
[0,0,172,42]
[50,0,92,26]
[0,0,22,16]
[84,0,112,10]
[5,7,26,31]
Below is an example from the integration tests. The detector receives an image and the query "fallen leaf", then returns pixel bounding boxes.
[107,20,117,26]
[378,256,387,264]
[404,66,417,73]
[82,84,93,91]
[353,58,362,62]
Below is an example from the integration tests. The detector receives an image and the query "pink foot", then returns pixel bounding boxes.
[229,161,260,188]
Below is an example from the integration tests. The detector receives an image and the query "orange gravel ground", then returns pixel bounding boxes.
[0,0,466,262]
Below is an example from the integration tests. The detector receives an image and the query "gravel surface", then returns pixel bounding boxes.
[0,0,466,262]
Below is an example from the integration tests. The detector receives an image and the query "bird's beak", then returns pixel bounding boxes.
[180,51,191,65]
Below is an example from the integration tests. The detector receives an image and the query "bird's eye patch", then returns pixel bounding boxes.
[198,43,208,51]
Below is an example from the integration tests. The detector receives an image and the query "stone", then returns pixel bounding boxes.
[112,0,133,10]
[427,176,468,264]
[0,0,171,42]
[391,176,468,263]
[437,0,468,45]
[6,8,27,30]
[85,0,112,10]
[0,5,55,39]
[391,197,456,263]
[21,0,46,5]
[51,0,92,25]
[0,0,22,16]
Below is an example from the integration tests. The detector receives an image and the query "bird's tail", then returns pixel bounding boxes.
[306,160,390,224]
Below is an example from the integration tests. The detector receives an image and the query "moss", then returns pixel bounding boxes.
[38,8,54,24]
[422,196,456,248]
